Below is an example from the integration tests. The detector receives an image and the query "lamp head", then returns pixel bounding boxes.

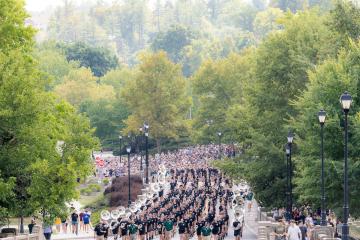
[340,91,352,112]
[218,132,222,137]
[119,135,122,139]
[287,131,294,144]
[318,109,326,124]
[126,146,131,153]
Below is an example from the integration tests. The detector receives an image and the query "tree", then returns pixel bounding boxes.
[290,41,360,217]
[328,1,360,51]
[34,42,80,89]
[270,0,303,12]
[220,2,258,31]
[0,0,99,226]
[209,9,336,207]
[101,67,135,92]
[61,42,118,77]
[54,67,115,107]
[122,51,190,152]
[79,99,129,141]
[0,0,35,53]
[192,52,253,143]
[253,8,284,40]
[151,25,194,63]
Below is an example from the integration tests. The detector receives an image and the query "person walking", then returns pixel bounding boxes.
[299,222,307,240]
[54,217,61,233]
[287,220,302,240]
[83,210,91,233]
[273,220,287,240]
[71,211,79,235]
[43,225,52,240]
[94,221,107,240]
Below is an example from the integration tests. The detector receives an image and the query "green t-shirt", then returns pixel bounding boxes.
[246,192,253,200]
[164,220,173,231]
[201,226,211,236]
[128,224,138,234]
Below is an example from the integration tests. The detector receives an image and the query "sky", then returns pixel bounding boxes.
[26,0,160,12]
[25,0,64,12]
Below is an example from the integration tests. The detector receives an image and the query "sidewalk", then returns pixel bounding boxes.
[52,232,94,240]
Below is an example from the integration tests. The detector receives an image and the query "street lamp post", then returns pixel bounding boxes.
[119,135,122,163]
[340,91,352,240]
[285,144,291,220]
[287,130,294,219]
[217,132,222,159]
[318,109,326,226]
[139,127,143,172]
[126,145,131,207]
[144,122,149,184]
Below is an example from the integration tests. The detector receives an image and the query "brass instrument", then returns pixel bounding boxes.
[100,210,111,221]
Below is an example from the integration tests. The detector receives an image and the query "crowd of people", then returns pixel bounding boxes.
[271,206,338,240]
[94,144,237,179]
[93,168,246,240]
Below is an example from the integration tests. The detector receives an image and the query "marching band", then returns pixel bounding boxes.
[95,167,248,240]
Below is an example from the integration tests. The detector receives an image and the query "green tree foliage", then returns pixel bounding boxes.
[291,43,360,217]
[79,99,129,141]
[122,51,190,151]
[151,25,194,63]
[54,67,115,107]
[0,0,98,225]
[270,0,304,12]
[221,2,258,31]
[61,42,118,77]
[0,0,35,53]
[34,42,80,89]
[192,52,253,143]
[207,9,336,207]
[253,8,284,40]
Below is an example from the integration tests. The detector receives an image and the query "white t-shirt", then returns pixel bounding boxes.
[287,225,302,240]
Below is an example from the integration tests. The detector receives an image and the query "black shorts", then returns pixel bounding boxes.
[234,230,241,236]
[44,233,51,240]
[139,230,146,235]
[121,230,127,235]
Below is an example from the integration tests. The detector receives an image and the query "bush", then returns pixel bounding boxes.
[103,178,110,185]
[83,188,92,196]
[104,175,143,207]
[89,184,102,192]
[91,209,104,225]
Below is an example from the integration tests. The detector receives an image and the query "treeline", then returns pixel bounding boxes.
[0,0,98,226]
[209,2,360,218]
[39,0,332,75]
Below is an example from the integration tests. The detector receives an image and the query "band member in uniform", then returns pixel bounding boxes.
[138,217,146,240]
[164,217,174,240]
[196,218,205,240]
[211,219,221,240]
[201,221,212,240]
[120,218,129,240]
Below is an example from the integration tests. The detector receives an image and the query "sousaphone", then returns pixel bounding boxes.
[100,210,111,221]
